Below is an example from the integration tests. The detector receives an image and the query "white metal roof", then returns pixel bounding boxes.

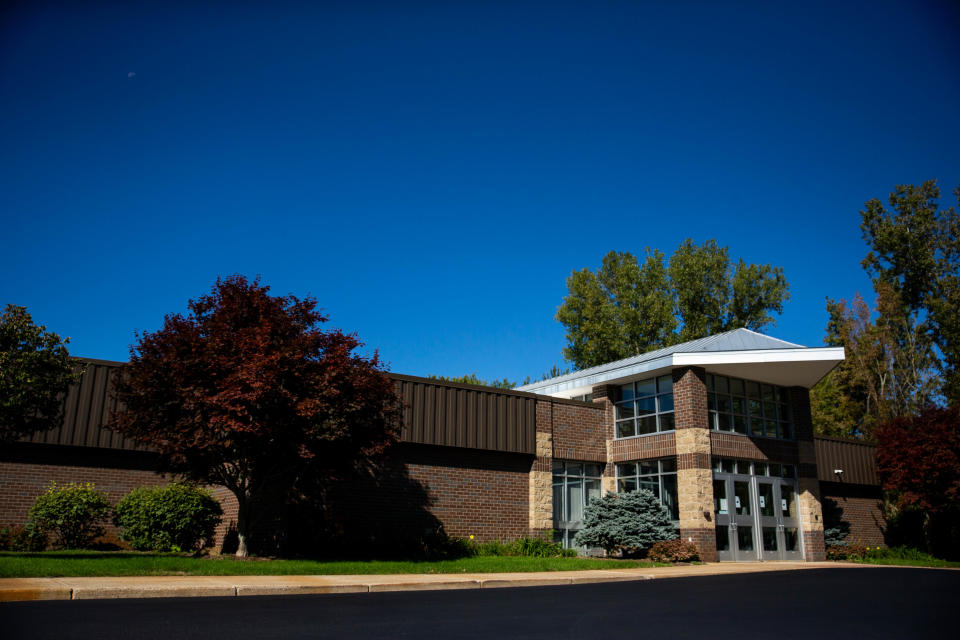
[517,328,844,397]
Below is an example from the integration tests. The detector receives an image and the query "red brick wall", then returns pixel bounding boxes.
[820,482,886,547]
[538,400,606,462]
[710,432,800,463]
[609,433,676,461]
[673,367,708,431]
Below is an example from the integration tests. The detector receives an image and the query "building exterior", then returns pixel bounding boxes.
[0,328,884,560]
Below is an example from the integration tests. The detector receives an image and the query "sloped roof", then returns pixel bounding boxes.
[517,328,842,396]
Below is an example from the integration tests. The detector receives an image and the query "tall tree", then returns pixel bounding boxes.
[860,180,960,404]
[109,276,400,557]
[556,241,789,369]
[428,373,517,389]
[0,304,83,443]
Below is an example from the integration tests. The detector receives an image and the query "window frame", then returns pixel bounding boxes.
[614,374,675,439]
[706,373,794,440]
[614,457,679,520]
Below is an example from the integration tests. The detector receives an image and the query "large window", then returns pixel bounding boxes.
[615,375,674,438]
[706,374,793,439]
[711,457,796,479]
[615,457,678,520]
[552,461,603,548]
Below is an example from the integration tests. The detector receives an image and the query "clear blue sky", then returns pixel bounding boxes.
[2,1,959,383]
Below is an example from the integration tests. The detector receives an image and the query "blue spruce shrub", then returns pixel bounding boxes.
[573,490,677,556]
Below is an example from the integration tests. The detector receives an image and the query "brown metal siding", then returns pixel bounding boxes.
[24,360,144,451]
[814,436,879,486]
[393,376,536,454]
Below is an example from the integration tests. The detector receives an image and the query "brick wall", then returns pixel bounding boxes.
[710,432,799,463]
[609,433,676,462]
[544,401,606,462]
[820,482,886,547]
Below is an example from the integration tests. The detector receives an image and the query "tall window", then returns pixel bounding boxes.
[615,458,678,519]
[616,375,674,438]
[552,461,603,548]
[706,374,793,439]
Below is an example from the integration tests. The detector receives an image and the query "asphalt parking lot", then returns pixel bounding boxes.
[2,567,955,639]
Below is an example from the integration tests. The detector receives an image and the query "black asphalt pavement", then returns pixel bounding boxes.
[1,568,955,639]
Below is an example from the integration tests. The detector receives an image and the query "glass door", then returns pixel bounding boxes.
[778,482,803,561]
[712,474,758,561]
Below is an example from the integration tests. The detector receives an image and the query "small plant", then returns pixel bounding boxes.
[463,532,575,558]
[573,490,678,556]
[27,482,111,549]
[0,523,48,551]
[647,538,700,563]
[113,483,223,552]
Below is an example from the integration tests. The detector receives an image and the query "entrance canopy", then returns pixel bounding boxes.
[517,328,844,399]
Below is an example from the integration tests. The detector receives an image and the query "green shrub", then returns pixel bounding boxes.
[27,482,111,549]
[0,523,48,551]
[647,538,700,563]
[113,483,223,552]
[462,532,575,558]
[573,490,677,556]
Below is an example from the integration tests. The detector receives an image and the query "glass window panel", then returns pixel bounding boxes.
[759,483,775,516]
[749,399,763,417]
[729,378,744,395]
[783,527,798,551]
[737,525,754,551]
[657,375,673,394]
[635,378,656,397]
[780,422,793,440]
[731,397,746,415]
[617,420,636,438]
[584,464,602,478]
[617,462,637,477]
[756,463,769,477]
[769,463,782,478]
[552,460,565,473]
[732,415,747,434]
[636,396,656,414]
[713,458,723,473]
[616,403,636,420]
[658,393,674,413]
[765,420,777,437]
[661,474,678,519]
[781,484,797,518]
[707,393,717,411]
[782,465,796,479]
[713,479,728,514]
[566,477,584,524]
[734,481,751,515]
[620,384,635,402]
[639,461,658,476]
[585,478,602,505]
[762,527,778,552]
[777,387,789,405]
[639,477,659,497]
[660,458,677,473]
[716,525,730,551]
[717,413,732,432]
[552,480,564,523]
[763,402,777,419]
[637,415,657,435]
[746,381,760,398]
[659,413,675,431]
[752,420,766,437]
[706,374,715,391]
[777,403,789,421]
[762,385,775,401]
[618,477,638,493]
[716,395,731,413]
[716,376,729,394]
[721,459,735,474]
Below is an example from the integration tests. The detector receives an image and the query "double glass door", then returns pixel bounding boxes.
[713,473,802,561]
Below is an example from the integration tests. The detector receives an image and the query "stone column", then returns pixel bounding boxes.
[673,367,718,562]
[592,384,619,495]
[529,401,554,535]
[790,386,825,560]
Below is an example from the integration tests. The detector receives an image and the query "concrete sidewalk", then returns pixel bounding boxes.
[0,562,879,602]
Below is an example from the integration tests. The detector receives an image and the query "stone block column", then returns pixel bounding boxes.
[790,386,825,560]
[673,367,717,562]
[530,401,554,535]
[592,384,619,495]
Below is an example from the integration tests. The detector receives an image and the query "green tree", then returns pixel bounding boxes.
[556,241,789,368]
[860,180,960,404]
[0,304,84,443]
[428,373,517,389]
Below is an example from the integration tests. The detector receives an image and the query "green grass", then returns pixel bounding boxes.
[0,551,658,578]
[845,547,960,569]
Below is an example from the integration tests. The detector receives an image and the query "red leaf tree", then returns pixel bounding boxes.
[875,406,960,551]
[109,276,400,557]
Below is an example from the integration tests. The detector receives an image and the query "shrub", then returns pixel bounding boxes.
[648,538,700,563]
[573,490,677,556]
[506,534,575,558]
[113,483,223,552]
[0,523,48,551]
[27,482,111,549]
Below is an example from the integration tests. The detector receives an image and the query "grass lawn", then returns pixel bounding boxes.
[846,556,960,569]
[0,551,659,578]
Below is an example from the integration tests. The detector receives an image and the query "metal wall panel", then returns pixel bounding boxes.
[814,436,878,485]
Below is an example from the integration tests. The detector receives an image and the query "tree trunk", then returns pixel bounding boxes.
[236,495,250,558]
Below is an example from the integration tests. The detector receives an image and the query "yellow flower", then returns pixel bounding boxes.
[469,535,475,540]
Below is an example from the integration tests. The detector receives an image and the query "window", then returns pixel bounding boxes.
[569,393,594,402]
[706,374,793,439]
[711,457,796,479]
[615,457,678,520]
[552,460,603,548]
[615,375,674,438]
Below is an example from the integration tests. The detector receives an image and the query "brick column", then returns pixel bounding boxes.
[790,386,825,561]
[673,367,717,562]
[530,401,554,535]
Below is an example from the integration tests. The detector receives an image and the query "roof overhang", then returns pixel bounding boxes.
[520,347,845,398]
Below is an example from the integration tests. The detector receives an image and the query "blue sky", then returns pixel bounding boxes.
[2,1,959,383]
